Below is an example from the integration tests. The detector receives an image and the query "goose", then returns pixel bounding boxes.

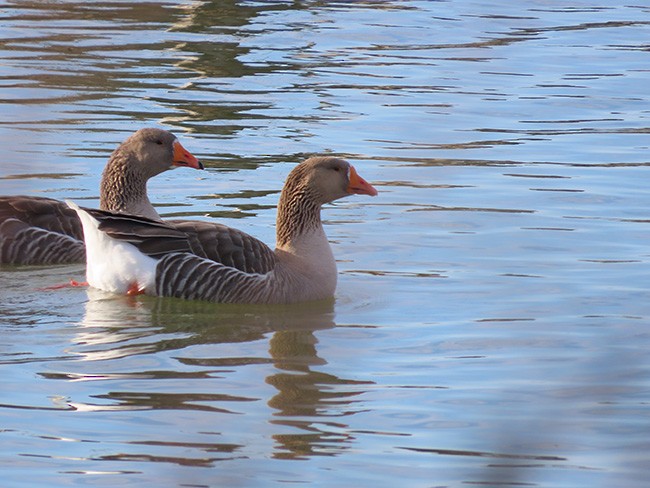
[0,128,203,265]
[68,156,378,304]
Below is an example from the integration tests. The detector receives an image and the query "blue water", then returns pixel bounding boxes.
[1,1,649,487]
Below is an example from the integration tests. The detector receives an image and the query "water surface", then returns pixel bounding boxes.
[1,1,649,487]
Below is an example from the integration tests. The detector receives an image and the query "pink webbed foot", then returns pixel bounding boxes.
[126,282,146,296]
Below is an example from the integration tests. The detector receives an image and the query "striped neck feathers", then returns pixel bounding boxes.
[99,153,157,220]
[275,180,323,250]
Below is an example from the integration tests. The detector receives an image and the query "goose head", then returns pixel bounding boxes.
[286,156,378,205]
[276,157,377,248]
[100,128,202,219]
[115,128,203,179]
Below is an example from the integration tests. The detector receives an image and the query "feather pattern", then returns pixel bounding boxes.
[0,217,85,265]
[0,197,85,265]
[155,253,274,303]
[99,154,150,218]
[167,219,276,274]
[85,208,192,257]
[0,196,83,240]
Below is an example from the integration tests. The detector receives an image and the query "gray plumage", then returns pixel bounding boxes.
[0,197,85,265]
[155,253,275,304]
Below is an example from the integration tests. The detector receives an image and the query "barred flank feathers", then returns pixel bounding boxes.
[0,196,86,265]
[155,253,271,304]
[0,218,85,265]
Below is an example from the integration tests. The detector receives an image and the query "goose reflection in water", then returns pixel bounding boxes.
[68,288,374,460]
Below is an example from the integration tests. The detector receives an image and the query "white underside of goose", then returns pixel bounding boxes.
[67,201,157,294]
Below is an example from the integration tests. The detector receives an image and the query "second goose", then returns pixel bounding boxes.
[0,128,202,265]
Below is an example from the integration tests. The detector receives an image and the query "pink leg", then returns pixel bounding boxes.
[39,280,89,291]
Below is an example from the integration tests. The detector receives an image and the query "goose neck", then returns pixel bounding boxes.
[100,154,158,220]
[275,186,322,250]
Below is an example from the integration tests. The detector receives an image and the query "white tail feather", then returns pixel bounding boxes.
[66,201,157,294]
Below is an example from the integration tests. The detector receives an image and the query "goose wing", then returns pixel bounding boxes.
[0,196,83,239]
[80,207,191,258]
[77,208,276,304]
[80,209,277,274]
[167,219,276,274]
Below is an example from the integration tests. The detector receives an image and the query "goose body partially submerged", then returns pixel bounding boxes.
[69,157,378,304]
[0,128,202,265]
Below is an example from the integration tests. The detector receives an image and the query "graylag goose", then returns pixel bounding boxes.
[68,157,378,304]
[0,128,202,265]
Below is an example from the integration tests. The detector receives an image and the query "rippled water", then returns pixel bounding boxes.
[1,1,649,487]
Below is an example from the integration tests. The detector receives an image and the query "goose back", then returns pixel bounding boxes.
[0,196,83,239]
[78,206,277,273]
[167,219,276,274]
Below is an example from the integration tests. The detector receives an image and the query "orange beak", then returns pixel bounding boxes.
[172,140,203,170]
[347,165,378,196]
